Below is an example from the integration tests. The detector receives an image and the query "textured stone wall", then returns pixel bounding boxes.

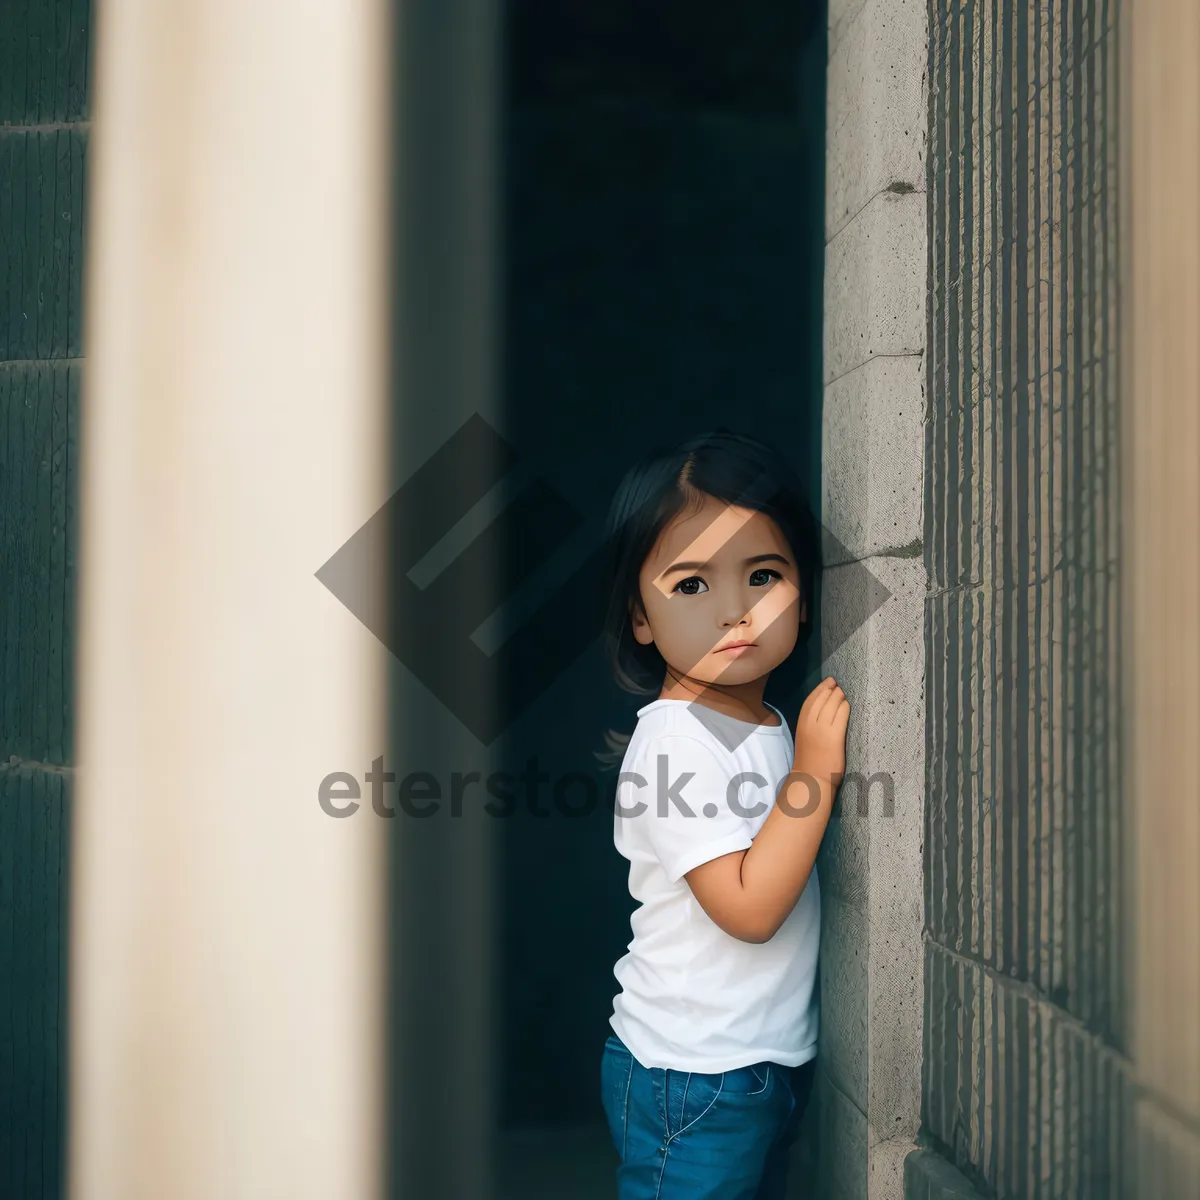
[915,1,1128,1196]
[0,3,88,1197]
[819,0,928,1195]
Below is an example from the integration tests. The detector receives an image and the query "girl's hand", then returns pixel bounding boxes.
[686,675,851,943]
[793,677,850,783]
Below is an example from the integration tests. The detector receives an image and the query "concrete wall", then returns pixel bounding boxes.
[818,0,928,1196]
[0,3,89,1197]
[913,1,1129,1197]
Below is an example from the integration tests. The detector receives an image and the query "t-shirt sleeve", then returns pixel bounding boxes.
[620,733,756,884]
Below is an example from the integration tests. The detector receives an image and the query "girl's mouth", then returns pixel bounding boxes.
[715,640,757,653]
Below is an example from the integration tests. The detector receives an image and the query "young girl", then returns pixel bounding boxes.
[599,430,848,1199]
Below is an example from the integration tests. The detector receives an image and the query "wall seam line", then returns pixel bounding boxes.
[0,122,91,135]
[824,352,925,391]
[0,758,74,777]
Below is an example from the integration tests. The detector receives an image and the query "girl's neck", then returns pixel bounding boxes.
[657,670,777,726]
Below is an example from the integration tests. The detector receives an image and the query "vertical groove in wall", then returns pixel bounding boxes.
[1102,0,1125,1059]
[1029,0,1047,1052]
[946,0,964,972]
[923,0,943,1163]
[1054,0,1072,1032]
[959,0,977,976]
[921,0,1126,1193]
[925,0,946,976]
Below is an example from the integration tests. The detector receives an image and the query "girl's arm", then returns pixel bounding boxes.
[684,677,849,943]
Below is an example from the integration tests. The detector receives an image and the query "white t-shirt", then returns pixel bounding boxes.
[608,698,820,1073]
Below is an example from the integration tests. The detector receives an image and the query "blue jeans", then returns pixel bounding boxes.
[600,1033,816,1199]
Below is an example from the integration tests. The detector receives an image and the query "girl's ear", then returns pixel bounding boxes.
[630,598,655,646]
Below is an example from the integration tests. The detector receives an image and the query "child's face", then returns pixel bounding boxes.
[631,494,805,689]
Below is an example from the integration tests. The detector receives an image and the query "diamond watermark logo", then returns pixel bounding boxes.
[316,413,894,747]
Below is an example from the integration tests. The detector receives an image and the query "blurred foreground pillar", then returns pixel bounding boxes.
[1127,0,1200,1193]
[69,3,391,1199]
[385,4,501,1196]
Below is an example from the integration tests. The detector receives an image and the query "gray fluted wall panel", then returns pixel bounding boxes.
[919,1,1127,1195]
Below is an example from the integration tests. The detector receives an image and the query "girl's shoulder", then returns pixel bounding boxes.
[623,699,790,767]
[626,698,712,749]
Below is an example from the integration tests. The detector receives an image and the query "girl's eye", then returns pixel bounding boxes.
[674,576,708,596]
[749,568,781,587]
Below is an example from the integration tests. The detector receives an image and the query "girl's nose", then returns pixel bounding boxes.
[719,600,752,628]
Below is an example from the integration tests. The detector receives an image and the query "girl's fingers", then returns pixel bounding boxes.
[808,681,843,723]
[821,690,847,723]
[800,676,837,719]
[802,686,829,722]
[815,689,848,726]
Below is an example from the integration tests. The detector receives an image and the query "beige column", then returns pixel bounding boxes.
[1126,0,1200,1192]
[69,4,391,1199]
